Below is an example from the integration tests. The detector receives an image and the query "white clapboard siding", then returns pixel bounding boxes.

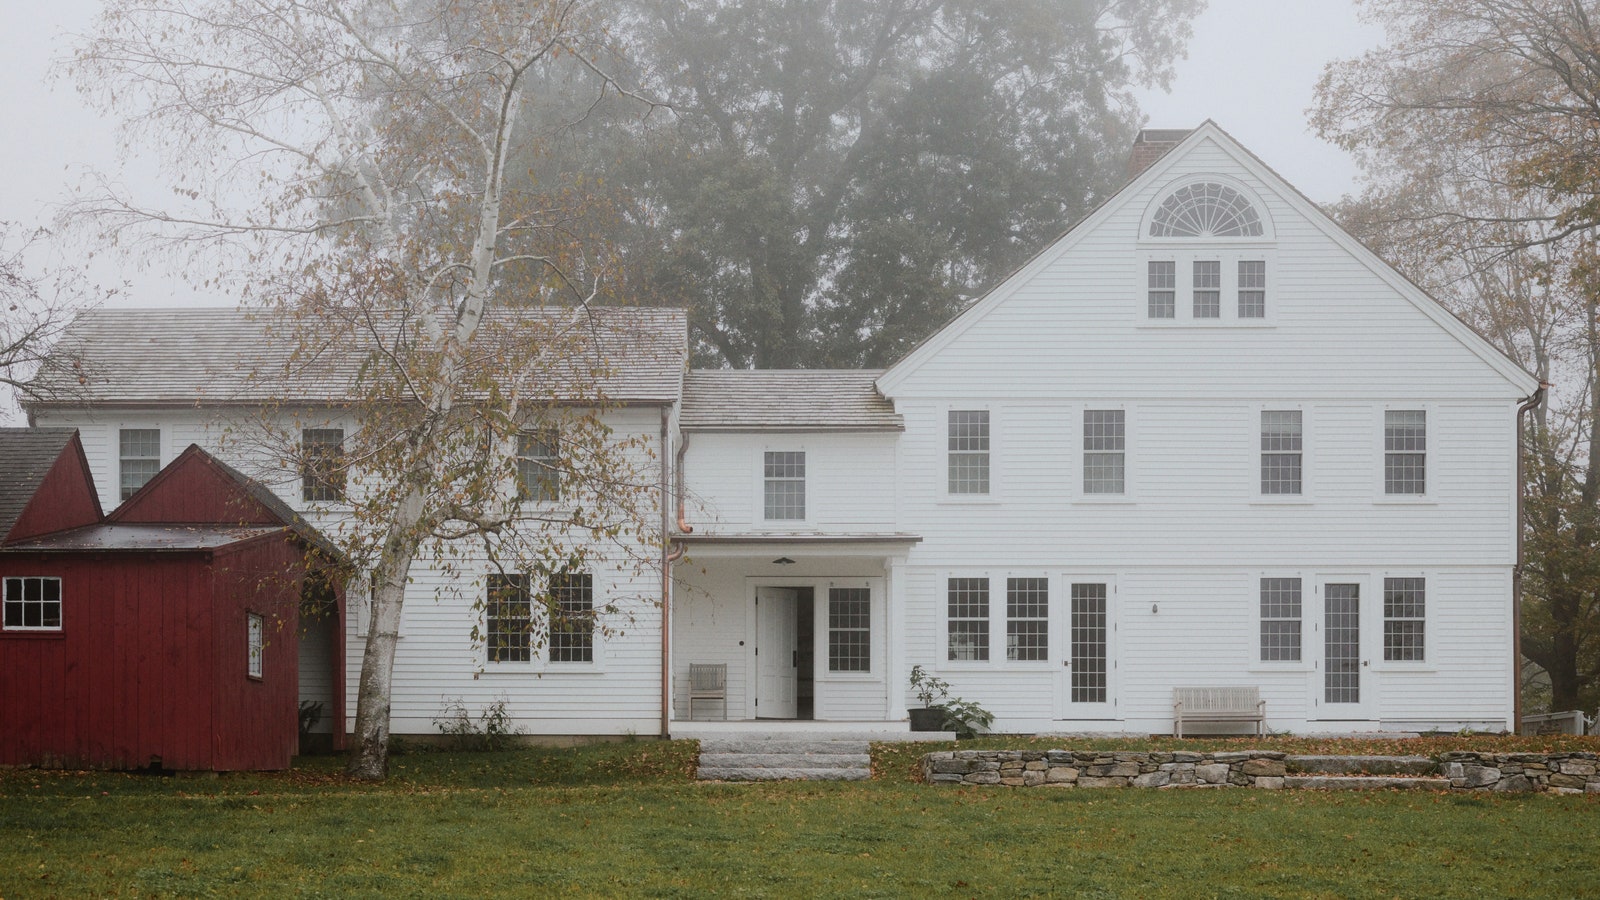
[683,431,898,532]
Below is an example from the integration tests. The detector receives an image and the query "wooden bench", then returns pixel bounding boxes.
[1173,687,1266,738]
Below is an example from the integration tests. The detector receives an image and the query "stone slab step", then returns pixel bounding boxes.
[697,766,870,782]
[698,752,871,769]
[698,739,869,755]
[1283,775,1451,791]
[1288,755,1436,776]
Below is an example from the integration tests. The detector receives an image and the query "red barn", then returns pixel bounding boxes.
[0,430,343,771]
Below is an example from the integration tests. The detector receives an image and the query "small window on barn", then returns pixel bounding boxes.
[301,428,346,502]
[1149,182,1264,238]
[3,577,62,631]
[119,428,161,501]
[247,613,264,678]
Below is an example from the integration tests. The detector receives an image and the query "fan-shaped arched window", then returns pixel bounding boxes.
[1149,182,1263,238]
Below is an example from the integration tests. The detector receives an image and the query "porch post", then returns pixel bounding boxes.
[886,555,909,720]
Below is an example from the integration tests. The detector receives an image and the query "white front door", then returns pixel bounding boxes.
[755,587,799,719]
[1056,579,1116,719]
[1315,580,1375,721]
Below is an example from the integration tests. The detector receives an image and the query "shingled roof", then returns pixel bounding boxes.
[680,370,903,431]
[29,306,688,407]
[0,428,80,541]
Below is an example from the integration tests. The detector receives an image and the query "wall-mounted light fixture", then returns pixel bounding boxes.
[772,557,796,565]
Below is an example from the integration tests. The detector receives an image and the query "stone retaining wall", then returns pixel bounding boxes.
[921,749,1600,793]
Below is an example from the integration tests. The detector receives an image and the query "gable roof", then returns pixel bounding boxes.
[0,428,99,542]
[681,370,903,431]
[28,305,689,408]
[876,121,1540,396]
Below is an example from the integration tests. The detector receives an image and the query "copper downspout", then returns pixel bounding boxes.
[1513,382,1549,732]
[659,406,672,739]
[675,432,694,535]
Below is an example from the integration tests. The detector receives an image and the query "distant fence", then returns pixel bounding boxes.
[1520,710,1594,736]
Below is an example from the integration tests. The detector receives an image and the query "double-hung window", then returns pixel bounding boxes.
[1260,410,1303,495]
[516,429,561,503]
[119,428,160,501]
[1238,260,1266,318]
[1147,261,1176,318]
[1083,410,1125,495]
[486,573,532,663]
[547,571,594,663]
[947,577,989,661]
[1384,411,1426,494]
[763,451,806,520]
[301,428,346,502]
[1193,260,1221,318]
[1005,578,1048,661]
[1259,577,1302,662]
[3,576,62,631]
[947,411,990,495]
[1383,577,1425,662]
[827,587,871,672]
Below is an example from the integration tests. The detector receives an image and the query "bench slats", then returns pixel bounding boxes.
[1173,687,1265,738]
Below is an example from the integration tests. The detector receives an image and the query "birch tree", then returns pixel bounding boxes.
[70,0,662,778]
[0,223,104,414]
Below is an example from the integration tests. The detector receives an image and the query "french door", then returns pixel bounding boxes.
[1316,580,1374,720]
[1057,578,1116,719]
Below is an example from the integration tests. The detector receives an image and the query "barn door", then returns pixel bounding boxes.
[755,587,799,719]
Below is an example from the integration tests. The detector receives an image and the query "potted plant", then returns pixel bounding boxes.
[908,665,950,731]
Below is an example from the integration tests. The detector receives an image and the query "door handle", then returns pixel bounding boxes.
[792,650,798,668]
[1062,660,1070,667]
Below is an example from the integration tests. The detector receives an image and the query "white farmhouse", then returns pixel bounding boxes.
[26,123,1539,738]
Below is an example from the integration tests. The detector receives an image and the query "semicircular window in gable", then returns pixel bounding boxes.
[1149,182,1263,238]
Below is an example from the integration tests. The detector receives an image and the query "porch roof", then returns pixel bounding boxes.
[676,531,921,545]
[674,531,921,559]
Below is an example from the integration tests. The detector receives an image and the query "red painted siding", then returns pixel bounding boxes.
[110,448,278,526]
[6,435,103,542]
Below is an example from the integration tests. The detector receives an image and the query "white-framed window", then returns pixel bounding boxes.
[947,410,990,495]
[1383,577,1425,662]
[301,428,346,502]
[247,612,264,678]
[763,450,806,520]
[119,428,161,501]
[547,570,594,664]
[1384,410,1426,495]
[486,573,532,664]
[3,576,62,631]
[946,577,990,661]
[1259,577,1302,662]
[516,429,561,503]
[1005,577,1049,662]
[1148,181,1265,238]
[1193,260,1221,318]
[1147,261,1176,318]
[1083,409,1125,495]
[1260,410,1303,495]
[1238,260,1266,318]
[827,586,871,672]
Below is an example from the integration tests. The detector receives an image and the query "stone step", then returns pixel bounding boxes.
[697,766,870,782]
[1282,775,1452,791]
[1288,755,1436,776]
[698,752,871,770]
[698,739,869,756]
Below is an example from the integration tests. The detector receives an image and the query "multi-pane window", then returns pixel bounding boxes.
[1149,182,1264,238]
[516,429,560,503]
[1070,583,1108,703]
[1384,411,1426,494]
[947,410,990,494]
[301,428,346,502]
[247,613,264,678]
[1259,577,1302,662]
[1005,577,1049,662]
[947,577,990,661]
[3,576,62,631]
[828,587,871,672]
[1383,577,1425,662]
[119,428,160,501]
[763,451,806,520]
[1083,410,1126,494]
[1238,260,1266,318]
[1193,260,1221,318]
[1147,261,1175,318]
[1260,410,1303,495]
[486,573,532,663]
[548,571,594,663]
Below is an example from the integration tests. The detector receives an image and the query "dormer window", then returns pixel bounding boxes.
[1149,182,1263,238]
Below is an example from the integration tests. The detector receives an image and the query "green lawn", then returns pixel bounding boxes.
[2,740,1597,898]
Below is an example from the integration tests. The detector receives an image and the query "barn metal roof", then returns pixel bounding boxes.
[680,370,903,431]
[2,523,285,552]
[29,306,688,407]
[0,428,79,541]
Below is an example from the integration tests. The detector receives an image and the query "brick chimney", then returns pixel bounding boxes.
[1126,128,1192,180]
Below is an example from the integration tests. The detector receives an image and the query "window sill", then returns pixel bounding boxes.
[1245,664,1310,674]
[1072,497,1135,506]
[1373,664,1434,674]
[1134,320,1275,330]
[1249,497,1315,507]
[1371,497,1438,507]
[0,630,66,640]
[481,661,604,674]
[938,496,1002,506]
[818,672,879,683]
